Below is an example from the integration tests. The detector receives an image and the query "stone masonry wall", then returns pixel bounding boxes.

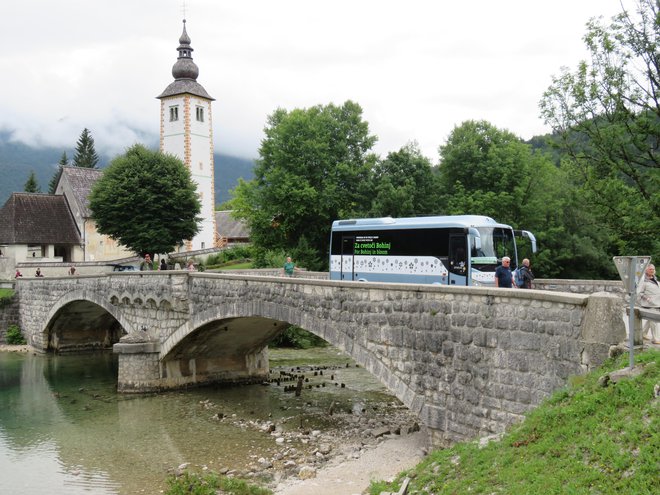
[0,295,20,343]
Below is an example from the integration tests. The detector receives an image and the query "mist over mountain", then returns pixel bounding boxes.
[0,131,254,207]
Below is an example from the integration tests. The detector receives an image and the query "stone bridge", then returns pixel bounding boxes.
[14,272,625,445]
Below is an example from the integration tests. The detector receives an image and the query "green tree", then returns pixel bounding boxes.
[437,120,541,222]
[23,171,41,193]
[230,101,377,269]
[368,142,440,217]
[73,128,100,168]
[540,0,659,256]
[89,144,201,256]
[48,152,68,194]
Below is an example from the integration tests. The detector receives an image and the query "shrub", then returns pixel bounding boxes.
[0,288,14,309]
[6,325,26,345]
[270,325,327,349]
[165,471,271,495]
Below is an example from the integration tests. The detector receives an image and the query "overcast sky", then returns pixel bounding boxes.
[1,0,633,162]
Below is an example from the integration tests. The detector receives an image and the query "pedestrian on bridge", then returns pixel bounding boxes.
[495,256,514,288]
[283,256,297,277]
[140,254,154,271]
[637,263,660,344]
[517,259,535,289]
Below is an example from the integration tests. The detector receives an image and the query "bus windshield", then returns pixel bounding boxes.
[471,227,516,271]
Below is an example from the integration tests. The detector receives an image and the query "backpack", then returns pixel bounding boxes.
[514,267,526,288]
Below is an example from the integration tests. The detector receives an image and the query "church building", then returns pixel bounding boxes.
[157,20,217,251]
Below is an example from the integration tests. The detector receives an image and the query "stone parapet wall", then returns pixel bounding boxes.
[535,278,624,296]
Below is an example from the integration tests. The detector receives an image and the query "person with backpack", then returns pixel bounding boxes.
[514,258,535,289]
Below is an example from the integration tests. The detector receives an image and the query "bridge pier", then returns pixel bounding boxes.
[113,336,270,393]
[113,338,162,393]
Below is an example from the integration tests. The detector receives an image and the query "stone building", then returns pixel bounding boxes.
[0,166,134,279]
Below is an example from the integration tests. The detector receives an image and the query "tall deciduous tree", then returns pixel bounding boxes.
[89,144,201,256]
[540,0,659,255]
[23,171,41,193]
[437,120,538,222]
[368,142,440,217]
[48,152,68,194]
[73,128,100,168]
[230,101,377,269]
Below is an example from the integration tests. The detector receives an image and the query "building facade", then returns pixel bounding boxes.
[157,20,217,251]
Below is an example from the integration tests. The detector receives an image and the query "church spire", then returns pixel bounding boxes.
[172,19,199,81]
[157,19,213,100]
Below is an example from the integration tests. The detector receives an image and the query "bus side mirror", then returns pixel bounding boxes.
[468,228,482,251]
[521,230,537,253]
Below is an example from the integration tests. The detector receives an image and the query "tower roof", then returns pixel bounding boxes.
[157,19,214,101]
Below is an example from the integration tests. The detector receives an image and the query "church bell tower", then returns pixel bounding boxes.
[157,19,216,251]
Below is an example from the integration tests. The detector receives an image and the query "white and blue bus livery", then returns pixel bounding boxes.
[329,215,536,286]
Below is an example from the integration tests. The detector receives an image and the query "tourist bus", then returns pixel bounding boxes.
[329,215,537,286]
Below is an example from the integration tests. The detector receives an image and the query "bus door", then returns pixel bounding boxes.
[448,235,468,285]
[340,236,356,281]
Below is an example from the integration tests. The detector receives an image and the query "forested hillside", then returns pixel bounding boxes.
[0,131,254,206]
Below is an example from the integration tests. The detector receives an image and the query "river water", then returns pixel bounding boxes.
[0,348,409,494]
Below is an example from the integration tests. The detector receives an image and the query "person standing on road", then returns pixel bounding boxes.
[637,263,660,344]
[495,256,514,288]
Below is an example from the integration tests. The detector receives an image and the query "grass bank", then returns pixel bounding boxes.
[371,349,660,495]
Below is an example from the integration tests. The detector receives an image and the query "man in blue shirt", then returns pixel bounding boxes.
[495,256,514,288]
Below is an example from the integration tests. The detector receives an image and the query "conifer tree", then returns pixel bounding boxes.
[48,152,68,194]
[23,171,41,193]
[72,128,100,168]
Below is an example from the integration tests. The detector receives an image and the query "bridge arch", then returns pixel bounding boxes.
[160,299,425,418]
[43,289,136,353]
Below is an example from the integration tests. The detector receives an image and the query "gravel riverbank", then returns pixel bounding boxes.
[272,429,428,495]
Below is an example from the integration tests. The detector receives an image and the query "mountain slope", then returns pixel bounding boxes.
[0,132,254,206]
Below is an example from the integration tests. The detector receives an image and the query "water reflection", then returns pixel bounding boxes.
[0,349,401,494]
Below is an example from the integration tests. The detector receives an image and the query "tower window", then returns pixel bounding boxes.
[169,106,179,122]
[199,161,203,170]
[196,106,204,122]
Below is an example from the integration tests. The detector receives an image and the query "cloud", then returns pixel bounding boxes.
[1,0,632,161]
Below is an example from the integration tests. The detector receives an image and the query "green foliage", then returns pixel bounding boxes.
[165,471,271,495]
[372,349,660,495]
[72,128,99,168]
[6,325,26,345]
[540,0,660,257]
[368,142,439,217]
[0,289,14,308]
[229,101,377,269]
[205,245,254,267]
[251,247,287,269]
[23,171,40,193]
[270,326,327,349]
[89,144,201,256]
